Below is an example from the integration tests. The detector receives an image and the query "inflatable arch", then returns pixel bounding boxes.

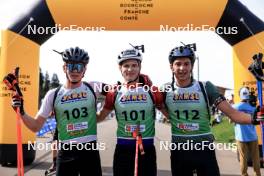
[0,0,264,164]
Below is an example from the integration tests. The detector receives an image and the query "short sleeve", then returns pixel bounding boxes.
[37,89,56,118]
[205,81,223,106]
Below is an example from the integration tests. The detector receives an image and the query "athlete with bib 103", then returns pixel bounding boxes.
[10,47,106,176]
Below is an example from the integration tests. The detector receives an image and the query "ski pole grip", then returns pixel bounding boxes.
[14,67,19,78]
[257,106,264,118]
[13,67,23,97]
[14,84,23,97]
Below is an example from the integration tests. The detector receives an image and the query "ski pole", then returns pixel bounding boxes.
[15,67,24,176]
[257,80,264,160]
[16,108,24,176]
[134,135,139,176]
[14,67,24,176]
[3,67,24,176]
[132,122,139,176]
[241,16,264,160]
[248,53,264,160]
[132,121,145,176]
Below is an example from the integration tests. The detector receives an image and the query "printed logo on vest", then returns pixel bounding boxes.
[176,123,199,131]
[125,124,146,133]
[120,94,147,103]
[61,92,88,103]
[67,122,88,132]
[173,92,199,101]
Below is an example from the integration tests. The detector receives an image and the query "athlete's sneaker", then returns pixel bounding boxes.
[44,163,56,176]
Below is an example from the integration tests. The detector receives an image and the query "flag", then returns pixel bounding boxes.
[37,117,56,137]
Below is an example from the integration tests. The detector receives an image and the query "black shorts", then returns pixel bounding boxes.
[170,144,220,176]
[113,144,157,176]
[56,141,102,176]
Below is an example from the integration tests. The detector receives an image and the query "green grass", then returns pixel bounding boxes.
[211,117,235,143]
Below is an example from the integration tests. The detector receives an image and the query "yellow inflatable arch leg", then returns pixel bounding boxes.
[216,1,264,147]
[0,1,55,165]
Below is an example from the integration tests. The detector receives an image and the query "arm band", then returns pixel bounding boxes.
[214,95,226,107]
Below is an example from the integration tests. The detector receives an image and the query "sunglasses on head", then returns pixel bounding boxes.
[66,63,85,73]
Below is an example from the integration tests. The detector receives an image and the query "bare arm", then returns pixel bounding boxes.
[159,107,169,119]
[20,113,47,132]
[97,108,112,123]
[217,101,251,124]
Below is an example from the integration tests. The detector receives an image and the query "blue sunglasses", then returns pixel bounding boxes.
[66,63,85,73]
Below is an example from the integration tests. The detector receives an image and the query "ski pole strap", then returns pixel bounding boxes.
[132,122,145,155]
[3,73,17,91]
[14,67,23,96]
[137,135,145,155]
[3,67,23,96]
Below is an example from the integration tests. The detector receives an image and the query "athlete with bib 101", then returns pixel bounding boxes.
[97,44,167,176]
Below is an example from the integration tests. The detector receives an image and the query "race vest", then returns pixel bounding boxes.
[54,83,97,143]
[114,86,155,139]
[165,81,212,136]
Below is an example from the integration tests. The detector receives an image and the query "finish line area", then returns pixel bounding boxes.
[1,119,263,176]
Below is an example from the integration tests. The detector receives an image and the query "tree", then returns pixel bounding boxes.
[39,68,45,108]
[43,71,50,97]
[50,73,60,89]
[38,70,61,108]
